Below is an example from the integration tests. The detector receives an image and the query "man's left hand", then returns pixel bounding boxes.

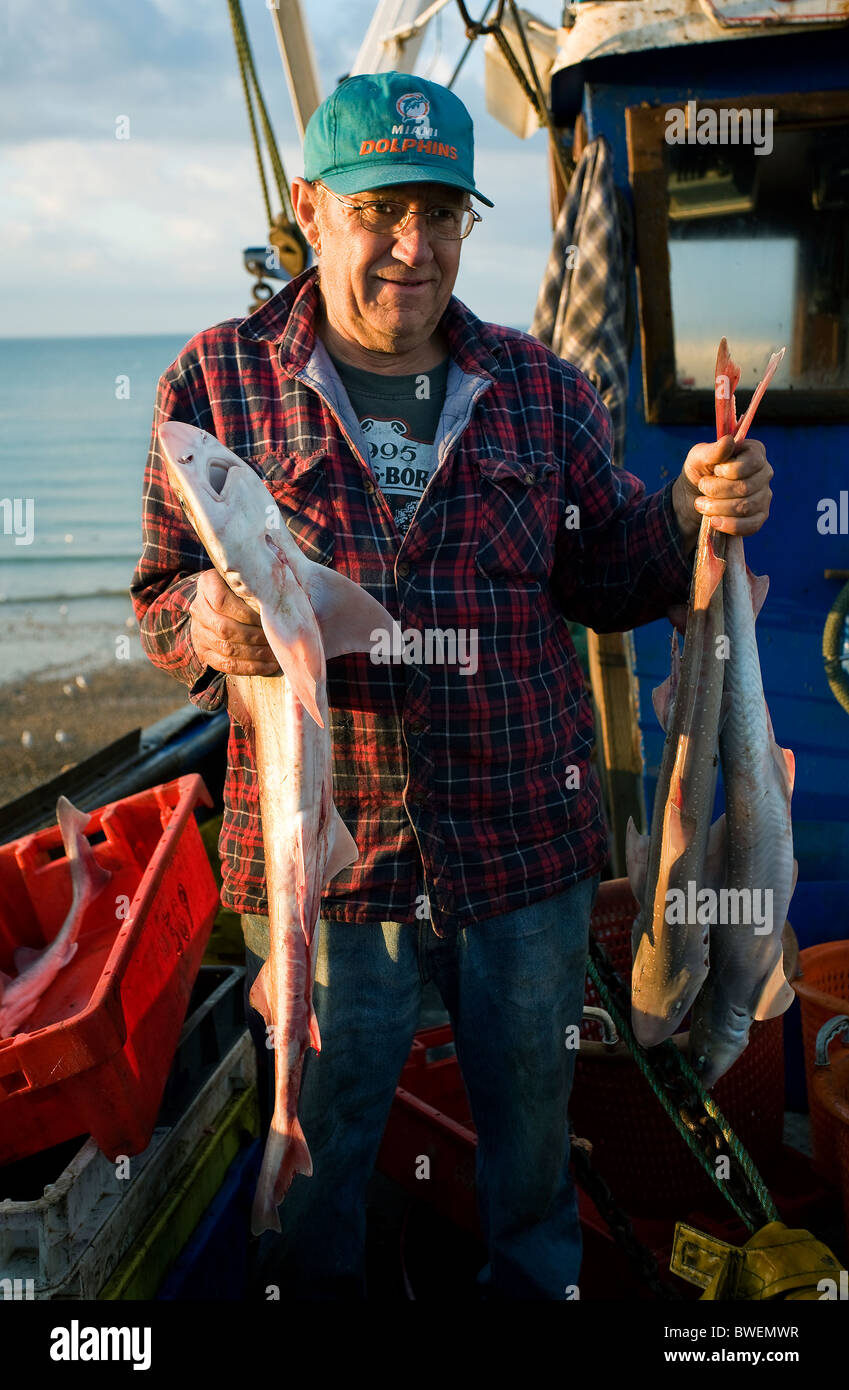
[672,435,774,552]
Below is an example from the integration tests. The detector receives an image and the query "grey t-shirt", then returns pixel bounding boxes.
[328,351,450,536]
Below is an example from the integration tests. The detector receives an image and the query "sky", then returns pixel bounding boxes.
[0,0,564,339]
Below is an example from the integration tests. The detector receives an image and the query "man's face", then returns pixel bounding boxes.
[292,178,466,356]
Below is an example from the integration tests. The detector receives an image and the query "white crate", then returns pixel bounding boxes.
[0,1029,255,1300]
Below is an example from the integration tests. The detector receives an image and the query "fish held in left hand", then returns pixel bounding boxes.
[158,421,402,1235]
[687,340,796,1086]
[627,339,785,1049]
[626,468,728,1046]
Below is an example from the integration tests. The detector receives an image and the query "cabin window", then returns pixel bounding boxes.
[626,93,849,422]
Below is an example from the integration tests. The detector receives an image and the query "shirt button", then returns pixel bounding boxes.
[523,470,535,485]
[363,479,376,494]
[397,562,410,578]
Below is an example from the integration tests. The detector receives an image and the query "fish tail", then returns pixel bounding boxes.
[272,1117,313,1205]
[250,1121,313,1237]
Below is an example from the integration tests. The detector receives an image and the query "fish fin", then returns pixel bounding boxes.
[250,1123,313,1236]
[13,944,43,972]
[248,960,272,1026]
[652,674,675,732]
[715,338,742,438]
[664,798,694,864]
[56,795,90,844]
[302,562,401,662]
[666,604,688,637]
[55,940,79,969]
[703,814,727,892]
[770,740,795,795]
[257,607,325,729]
[83,852,110,895]
[746,568,769,619]
[263,1119,313,1221]
[700,528,726,605]
[625,817,650,905]
[226,676,254,736]
[323,808,359,883]
[652,634,680,731]
[0,967,13,998]
[57,796,110,894]
[309,1007,322,1054]
[753,956,796,1021]
[733,347,785,443]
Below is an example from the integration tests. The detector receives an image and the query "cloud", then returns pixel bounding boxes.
[0,137,296,289]
[0,0,565,334]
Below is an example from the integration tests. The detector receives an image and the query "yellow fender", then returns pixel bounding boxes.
[671,1221,847,1300]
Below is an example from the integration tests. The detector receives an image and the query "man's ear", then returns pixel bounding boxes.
[292,177,323,252]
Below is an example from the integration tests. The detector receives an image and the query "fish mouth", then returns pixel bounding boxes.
[206,456,238,498]
[173,451,238,503]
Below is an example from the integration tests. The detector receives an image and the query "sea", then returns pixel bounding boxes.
[0,335,189,682]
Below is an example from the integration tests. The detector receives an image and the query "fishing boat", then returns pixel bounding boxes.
[2,0,848,1306]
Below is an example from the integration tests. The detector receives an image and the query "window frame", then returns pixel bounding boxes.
[625,90,849,425]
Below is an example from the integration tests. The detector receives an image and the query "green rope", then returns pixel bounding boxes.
[227,0,272,228]
[227,0,294,225]
[587,956,780,1231]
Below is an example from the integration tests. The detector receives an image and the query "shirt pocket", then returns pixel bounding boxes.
[474,455,559,581]
[246,449,335,567]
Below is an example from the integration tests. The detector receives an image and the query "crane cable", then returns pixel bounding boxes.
[452,0,573,188]
[226,0,308,281]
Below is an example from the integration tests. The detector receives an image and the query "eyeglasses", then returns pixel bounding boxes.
[317,184,482,240]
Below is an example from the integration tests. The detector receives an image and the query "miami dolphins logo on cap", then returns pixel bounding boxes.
[357,84,456,162]
[396,92,430,122]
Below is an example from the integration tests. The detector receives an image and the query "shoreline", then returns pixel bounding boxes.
[0,662,190,806]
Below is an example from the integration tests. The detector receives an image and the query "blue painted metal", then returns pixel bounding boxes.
[552,33,849,944]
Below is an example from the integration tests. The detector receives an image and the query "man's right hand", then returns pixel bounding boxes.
[189,570,280,676]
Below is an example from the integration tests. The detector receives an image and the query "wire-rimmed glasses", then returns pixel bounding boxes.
[316,183,482,240]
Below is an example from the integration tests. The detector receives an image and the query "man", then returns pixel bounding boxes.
[131,71,773,1300]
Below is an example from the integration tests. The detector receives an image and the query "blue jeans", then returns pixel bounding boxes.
[243,874,598,1301]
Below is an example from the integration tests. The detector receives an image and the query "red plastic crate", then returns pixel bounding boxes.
[813,1050,849,1236]
[378,1032,839,1298]
[378,880,797,1266]
[793,941,849,1181]
[571,878,785,1216]
[0,774,217,1164]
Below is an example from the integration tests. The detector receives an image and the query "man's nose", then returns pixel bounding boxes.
[390,214,436,263]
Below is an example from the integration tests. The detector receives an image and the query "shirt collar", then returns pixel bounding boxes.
[236,264,502,381]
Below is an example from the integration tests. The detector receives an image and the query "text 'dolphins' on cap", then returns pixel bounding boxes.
[303,70,494,207]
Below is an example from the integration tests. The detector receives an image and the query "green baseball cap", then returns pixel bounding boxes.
[303,70,494,208]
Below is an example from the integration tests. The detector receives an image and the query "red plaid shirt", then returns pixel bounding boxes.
[131,266,692,933]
